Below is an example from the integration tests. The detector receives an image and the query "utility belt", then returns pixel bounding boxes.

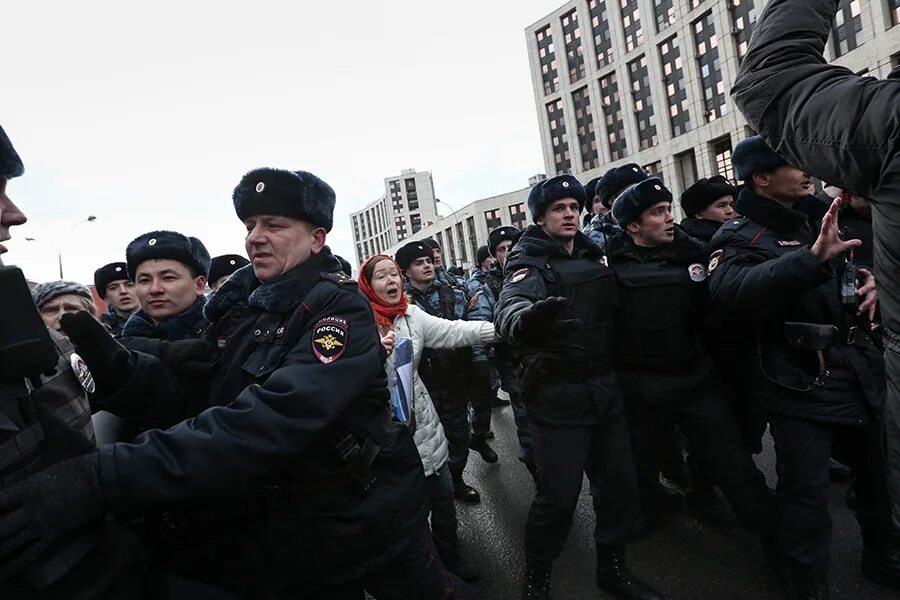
[757,322,861,392]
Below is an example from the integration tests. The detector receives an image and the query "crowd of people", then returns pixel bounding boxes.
[1,1,900,599]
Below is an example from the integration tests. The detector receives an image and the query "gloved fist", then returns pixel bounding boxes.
[161,338,220,377]
[60,311,134,394]
[516,296,570,340]
[0,452,104,581]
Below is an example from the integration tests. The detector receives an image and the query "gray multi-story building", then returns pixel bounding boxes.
[526,0,900,214]
[349,169,440,268]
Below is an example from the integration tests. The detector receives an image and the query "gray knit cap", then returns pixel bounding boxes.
[31,280,94,310]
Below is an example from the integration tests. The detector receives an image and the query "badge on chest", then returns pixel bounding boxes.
[688,263,707,282]
[312,316,349,364]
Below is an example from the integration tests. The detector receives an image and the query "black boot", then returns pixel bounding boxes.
[596,548,665,600]
[470,436,499,463]
[452,474,481,504]
[787,567,829,600]
[522,557,552,600]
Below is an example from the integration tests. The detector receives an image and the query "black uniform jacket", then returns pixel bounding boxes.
[679,217,722,245]
[708,189,884,426]
[96,252,427,595]
[732,0,900,344]
[495,225,622,427]
[606,229,713,403]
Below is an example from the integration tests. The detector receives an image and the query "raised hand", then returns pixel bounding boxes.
[810,198,861,262]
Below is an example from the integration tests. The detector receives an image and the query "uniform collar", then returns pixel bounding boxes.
[735,188,826,233]
[122,295,208,341]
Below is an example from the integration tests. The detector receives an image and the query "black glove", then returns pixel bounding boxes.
[515,296,570,341]
[0,452,104,580]
[60,311,134,394]
[160,339,220,377]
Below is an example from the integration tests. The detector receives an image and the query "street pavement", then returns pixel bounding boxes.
[454,403,894,600]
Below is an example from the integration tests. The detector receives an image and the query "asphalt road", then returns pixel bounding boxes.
[454,403,895,600]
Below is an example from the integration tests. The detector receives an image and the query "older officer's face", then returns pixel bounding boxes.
[0,177,28,263]
[539,198,581,242]
[244,215,326,282]
[628,201,675,247]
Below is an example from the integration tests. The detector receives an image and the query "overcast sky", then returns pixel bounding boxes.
[3,1,552,283]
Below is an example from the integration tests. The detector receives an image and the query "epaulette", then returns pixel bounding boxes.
[506,252,551,272]
[322,272,356,287]
[718,216,752,233]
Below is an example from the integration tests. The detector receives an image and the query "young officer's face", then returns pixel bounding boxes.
[628,201,675,247]
[698,195,736,223]
[494,240,512,267]
[370,258,404,306]
[0,177,28,262]
[539,198,581,242]
[405,257,434,287]
[105,279,138,313]
[753,166,813,203]
[135,259,206,322]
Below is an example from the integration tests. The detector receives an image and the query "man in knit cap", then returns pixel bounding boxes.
[31,280,96,335]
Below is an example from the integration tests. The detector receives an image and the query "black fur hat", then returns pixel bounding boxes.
[732,136,789,181]
[527,175,586,222]
[233,168,336,232]
[475,245,491,267]
[0,126,24,179]
[94,262,129,299]
[583,176,603,204]
[488,225,520,256]
[209,254,250,285]
[612,178,673,227]
[596,164,647,209]
[336,255,352,277]
[395,241,433,271]
[421,238,439,251]
[126,231,211,280]
[680,176,736,217]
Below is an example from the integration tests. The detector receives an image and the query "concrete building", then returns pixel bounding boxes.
[526,0,900,214]
[349,169,439,267]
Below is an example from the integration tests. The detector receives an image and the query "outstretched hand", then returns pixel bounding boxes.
[856,268,878,322]
[810,198,861,262]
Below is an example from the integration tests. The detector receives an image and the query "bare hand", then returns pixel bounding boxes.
[856,268,878,321]
[381,331,397,355]
[810,198,861,262]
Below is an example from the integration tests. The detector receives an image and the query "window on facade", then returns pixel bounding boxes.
[692,12,727,123]
[356,244,363,266]
[589,0,614,68]
[352,216,359,240]
[600,73,628,161]
[546,99,572,174]
[619,0,644,53]
[659,36,691,137]
[561,9,585,84]
[536,26,559,96]
[893,0,900,27]
[832,0,862,57]
[711,136,735,182]
[689,0,703,8]
[365,213,373,238]
[892,51,900,69]
[509,203,528,229]
[674,149,698,192]
[627,55,658,150]
[410,213,422,233]
[395,216,407,241]
[653,0,675,32]
[485,209,502,231]
[455,222,467,262]
[643,161,664,183]
[466,217,478,264]
[572,87,600,171]
[435,232,444,253]
[730,0,755,62]
[445,228,457,265]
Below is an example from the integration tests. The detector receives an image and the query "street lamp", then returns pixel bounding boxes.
[25,215,98,279]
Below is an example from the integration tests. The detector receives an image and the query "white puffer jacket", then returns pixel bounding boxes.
[389,304,496,477]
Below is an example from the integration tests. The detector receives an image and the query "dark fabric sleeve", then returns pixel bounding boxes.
[707,234,833,322]
[98,286,384,513]
[494,258,549,345]
[732,0,900,197]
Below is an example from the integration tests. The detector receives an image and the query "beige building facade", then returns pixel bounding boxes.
[526,0,900,215]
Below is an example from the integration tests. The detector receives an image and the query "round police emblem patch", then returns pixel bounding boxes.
[510,268,529,283]
[312,316,349,364]
[70,353,96,394]
[688,263,707,282]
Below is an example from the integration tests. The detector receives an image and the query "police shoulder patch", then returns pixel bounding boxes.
[70,353,96,394]
[510,268,530,283]
[312,316,349,364]
[708,249,724,273]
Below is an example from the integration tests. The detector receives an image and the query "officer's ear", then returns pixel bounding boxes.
[752,172,771,190]
[626,220,642,235]
[309,227,327,254]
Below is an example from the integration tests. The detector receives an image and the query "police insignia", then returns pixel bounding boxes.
[511,268,529,283]
[468,293,479,310]
[70,353,96,394]
[708,249,723,272]
[312,316,349,364]
[776,240,802,247]
[688,263,707,282]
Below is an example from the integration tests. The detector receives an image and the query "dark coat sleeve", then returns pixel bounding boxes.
[494,260,549,345]
[708,232,833,322]
[732,0,900,196]
[98,285,384,513]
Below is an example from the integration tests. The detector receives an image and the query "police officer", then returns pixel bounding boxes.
[468,227,536,478]
[397,241,495,502]
[422,238,467,292]
[208,254,250,292]
[120,230,211,344]
[495,175,663,600]
[0,168,472,599]
[584,163,647,250]
[679,176,737,244]
[581,175,604,229]
[708,136,897,597]
[94,262,139,336]
[606,178,775,539]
